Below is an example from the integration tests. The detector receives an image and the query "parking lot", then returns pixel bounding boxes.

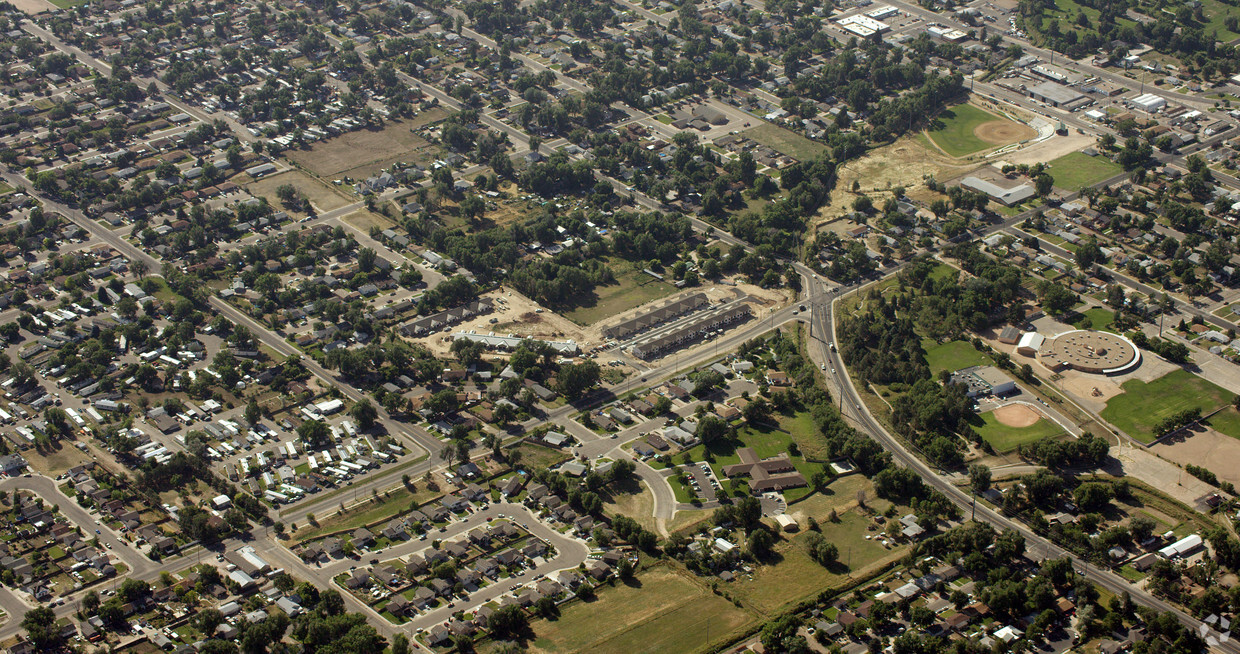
[682,463,720,502]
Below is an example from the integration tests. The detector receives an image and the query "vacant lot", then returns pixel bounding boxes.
[526,565,754,653]
[923,339,992,375]
[291,484,440,542]
[601,478,658,534]
[730,510,902,614]
[926,104,1034,157]
[246,169,352,215]
[561,262,677,327]
[742,123,828,162]
[1046,151,1123,192]
[284,111,446,179]
[975,409,1064,452]
[341,210,396,234]
[1102,369,1236,443]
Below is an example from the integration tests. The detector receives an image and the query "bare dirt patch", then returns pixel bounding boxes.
[994,404,1040,428]
[1002,132,1095,167]
[416,287,588,358]
[1060,376,1123,405]
[1151,425,1240,487]
[10,0,55,13]
[975,120,1037,145]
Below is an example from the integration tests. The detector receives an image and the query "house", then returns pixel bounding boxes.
[386,594,411,616]
[352,528,375,548]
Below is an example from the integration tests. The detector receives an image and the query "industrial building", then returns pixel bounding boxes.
[949,366,1017,398]
[836,14,889,37]
[1131,93,1167,113]
[602,293,709,340]
[629,302,751,360]
[960,176,1036,206]
[1026,80,1087,108]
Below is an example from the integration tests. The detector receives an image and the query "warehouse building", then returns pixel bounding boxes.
[1027,80,1087,108]
[960,176,1036,206]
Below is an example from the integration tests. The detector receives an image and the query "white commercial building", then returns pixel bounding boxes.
[1132,93,1167,113]
[1159,534,1203,559]
[836,14,889,37]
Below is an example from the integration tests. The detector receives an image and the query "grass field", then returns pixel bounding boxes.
[561,261,677,326]
[246,169,351,215]
[922,339,992,375]
[1207,406,1240,441]
[1102,369,1237,443]
[509,443,571,471]
[1069,307,1117,332]
[730,511,901,614]
[284,111,446,179]
[926,104,1009,157]
[975,411,1065,452]
[525,565,755,653]
[292,484,440,542]
[742,123,828,162]
[1200,0,1240,40]
[1046,152,1123,192]
[601,479,658,534]
[341,209,396,234]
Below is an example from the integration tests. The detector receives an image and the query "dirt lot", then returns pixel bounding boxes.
[1003,132,1096,167]
[819,135,979,226]
[1110,439,1220,508]
[10,0,55,13]
[1151,425,1240,487]
[993,403,1039,427]
[283,111,446,179]
[246,169,352,216]
[417,287,589,358]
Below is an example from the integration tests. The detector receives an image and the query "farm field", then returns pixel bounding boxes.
[524,564,755,653]
[1101,369,1237,443]
[926,104,1034,157]
[1046,152,1123,192]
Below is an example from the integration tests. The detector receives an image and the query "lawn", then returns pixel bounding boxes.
[974,411,1066,452]
[526,564,755,653]
[680,420,828,502]
[741,122,829,162]
[730,510,903,614]
[560,260,678,327]
[1045,152,1123,192]
[925,104,1007,157]
[292,484,441,542]
[508,442,570,471]
[1069,307,1117,332]
[1200,0,1240,40]
[1207,406,1240,441]
[922,339,992,375]
[1101,369,1237,443]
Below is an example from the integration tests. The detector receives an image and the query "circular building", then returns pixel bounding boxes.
[1036,330,1140,375]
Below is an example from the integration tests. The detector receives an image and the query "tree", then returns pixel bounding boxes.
[349,399,378,431]
[488,605,528,639]
[556,361,601,400]
[460,194,485,221]
[968,464,992,494]
[391,634,411,654]
[357,247,377,273]
[244,398,262,425]
[747,527,775,558]
[297,420,331,448]
[132,259,149,279]
[1034,173,1054,197]
[696,414,729,444]
[22,607,59,648]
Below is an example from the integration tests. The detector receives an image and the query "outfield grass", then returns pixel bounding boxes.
[922,339,992,375]
[526,564,755,653]
[742,122,829,162]
[975,411,1065,452]
[1102,369,1236,443]
[561,260,677,326]
[730,511,901,613]
[925,104,1005,157]
[1046,152,1123,192]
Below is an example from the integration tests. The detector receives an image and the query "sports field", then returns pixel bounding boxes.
[1046,151,1123,192]
[975,408,1064,452]
[526,565,755,653]
[1101,369,1236,443]
[926,104,1035,158]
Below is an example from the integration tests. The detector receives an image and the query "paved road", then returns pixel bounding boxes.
[807,274,1239,654]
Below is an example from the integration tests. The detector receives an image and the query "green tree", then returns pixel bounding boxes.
[349,399,378,431]
[21,607,60,648]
